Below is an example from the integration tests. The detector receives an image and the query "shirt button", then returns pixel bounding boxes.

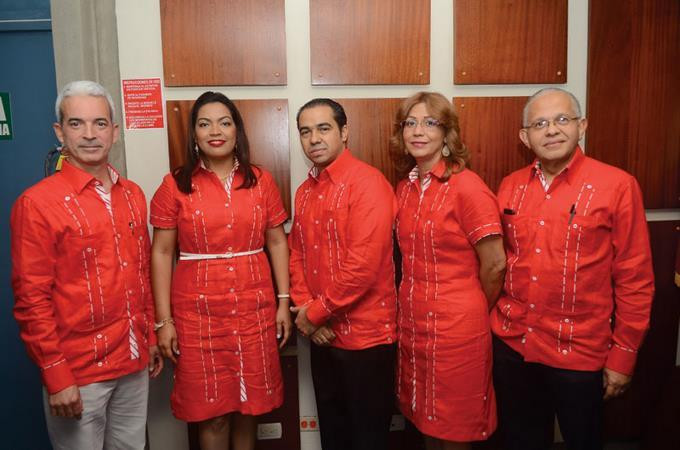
[387,337,393,343]
[482,432,487,437]
[228,267,234,272]
[128,290,133,294]
[228,246,233,251]
[314,245,319,249]
[122,261,128,267]
[87,247,92,252]
[97,334,103,339]
[227,224,232,229]
[235,351,240,355]
[539,220,545,226]
[313,269,318,274]
[229,288,235,293]
[318,195,323,199]
[562,349,568,355]
[546,194,552,199]
[195,210,200,215]
[232,309,236,314]
[531,275,538,281]
[385,324,390,328]
[528,327,533,332]
[97,362,103,367]
[225,203,229,207]
[199,294,205,299]
[564,318,570,323]
[535,248,541,254]
[529,303,535,309]
[381,301,386,306]
[64,196,71,201]
[315,220,320,225]
[233,330,237,335]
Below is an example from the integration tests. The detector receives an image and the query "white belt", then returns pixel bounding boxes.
[179,248,263,261]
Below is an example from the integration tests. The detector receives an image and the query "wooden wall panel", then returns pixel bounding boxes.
[587,0,680,209]
[166,99,291,214]
[160,0,286,86]
[310,0,430,85]
[453,97,532,193]
[336,98,404,187]
[454,0,567,84]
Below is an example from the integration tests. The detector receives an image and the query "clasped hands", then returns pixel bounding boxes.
[290,304,336,346]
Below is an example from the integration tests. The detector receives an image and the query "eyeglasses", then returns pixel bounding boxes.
[525,115,581,131]
[401,118,441,129]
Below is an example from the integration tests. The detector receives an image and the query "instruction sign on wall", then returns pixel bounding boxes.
[122,78,164,129]
[0,92,13,140]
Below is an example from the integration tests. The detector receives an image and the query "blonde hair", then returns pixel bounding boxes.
[390,92,469,180]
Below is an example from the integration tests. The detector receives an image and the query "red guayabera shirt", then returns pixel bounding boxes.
[11,161,156,394]
[289,149,397,350]
[490,149,654,375]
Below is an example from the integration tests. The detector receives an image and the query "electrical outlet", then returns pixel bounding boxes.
[257,422,282,440]
[390,414,405,431]
[299,415,319,432]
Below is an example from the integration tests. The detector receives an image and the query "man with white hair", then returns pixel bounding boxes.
[11,80,162,449]
[490,87,654,449]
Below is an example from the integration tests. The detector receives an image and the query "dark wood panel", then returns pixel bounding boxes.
[166,99,291,214]
[603,221,680,447]
[335,98,404,187]
[453,97,532,193]
[160,0,286,86]
[311,0,430,85]
[454,0,567,84]
[587,0,680,209]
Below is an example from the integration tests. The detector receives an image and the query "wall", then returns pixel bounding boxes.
[113,1,679,449]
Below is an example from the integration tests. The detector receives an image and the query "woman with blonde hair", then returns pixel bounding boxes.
[391,92,506,450]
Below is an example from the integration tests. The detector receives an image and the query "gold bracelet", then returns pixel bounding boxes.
[154,317,175,331]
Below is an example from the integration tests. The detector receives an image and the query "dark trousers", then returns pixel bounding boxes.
[310,343,396,450]
[493,337,604,450]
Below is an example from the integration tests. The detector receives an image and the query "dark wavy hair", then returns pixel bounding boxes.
[173,91,257,194]
[390,92,469,181]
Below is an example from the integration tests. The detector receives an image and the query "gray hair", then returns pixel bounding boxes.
[55,80,115,124]
[522,87,582,127]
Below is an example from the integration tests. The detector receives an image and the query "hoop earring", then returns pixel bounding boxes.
[441,145,451,157]
[193,144,199,158]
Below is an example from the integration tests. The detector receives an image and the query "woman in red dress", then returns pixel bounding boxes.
[151,92,292,450]
[391,92,506,450]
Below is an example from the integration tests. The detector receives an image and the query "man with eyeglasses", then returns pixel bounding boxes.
[289,98,397,450]
[490,87,654,449]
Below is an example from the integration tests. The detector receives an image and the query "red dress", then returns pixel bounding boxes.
[150,166,287,422]
[395,161,501,441]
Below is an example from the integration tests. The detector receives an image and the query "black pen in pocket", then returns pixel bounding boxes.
[568,204,576,225]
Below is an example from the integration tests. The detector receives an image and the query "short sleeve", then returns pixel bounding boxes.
[150,174,179,229]
[455,171,503,245]
[260,169,288,228]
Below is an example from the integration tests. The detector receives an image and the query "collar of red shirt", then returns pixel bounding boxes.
[308,148,354,183]
[530,145,586,187]
[408,158,447,183]
[60,159,121,194]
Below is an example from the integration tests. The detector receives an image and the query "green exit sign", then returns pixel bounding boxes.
[0,92,13,140]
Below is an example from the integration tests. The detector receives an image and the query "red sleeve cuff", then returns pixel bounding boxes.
[605,345,638,376]
[42,360,77,394]
[306,298,331,326]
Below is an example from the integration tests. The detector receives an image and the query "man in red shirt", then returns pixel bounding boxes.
[490,87,654,450]
[289,98,397,450]
[11,80,162,449]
